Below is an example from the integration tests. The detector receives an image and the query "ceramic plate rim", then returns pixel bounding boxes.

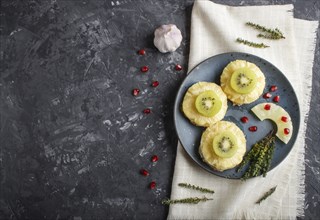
[173,52,300,179]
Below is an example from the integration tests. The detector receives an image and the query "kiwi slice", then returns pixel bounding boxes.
[212,132,238,158]
[230,67,257,94]
[195,91,222,117]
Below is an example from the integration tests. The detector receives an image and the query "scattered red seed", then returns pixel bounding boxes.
[284,128,290,135]
[151,81,159,87]
[273,95,280,102]
[143,108,151,114]
[281,116,288,122]
[175,64,182,71]
[270,85,278,92]
[249,126,257,132]
[141,66,149,73]
[132,88,140,96]
[149,181,156,189]
[138,49,146,55]
[240,116,249,123]
[263,92,272,99]
[264,104,271,110]
[140,169,149,176]
[151,155,158,162]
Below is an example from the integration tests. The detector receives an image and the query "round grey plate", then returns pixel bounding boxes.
[174,52,300,179]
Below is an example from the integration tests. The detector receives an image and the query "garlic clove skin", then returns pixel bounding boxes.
[154,24,182,53]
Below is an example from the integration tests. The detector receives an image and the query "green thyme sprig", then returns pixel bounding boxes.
[246,22,285,39]
[237,130,276,180]
[161,197,213,205]
[257,33,283,40]
[236,38,269,48]
[261,142,275,176]
[178,183,214,194]
[256,186,277,204]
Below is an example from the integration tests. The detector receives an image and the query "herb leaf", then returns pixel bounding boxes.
[237,130,275,180]
[162,197,213,205]
[256,186,277,204]
[178,183,214,194]
[236,38,269,48]
[246,22,285,39]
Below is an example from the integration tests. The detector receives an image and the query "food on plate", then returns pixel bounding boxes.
[153,24,182,53]
[199,121,246,171]
[240,116,249,123]
[182,82,227,127]
[251,103,293,144]
[248,126,258,132]
[220,60,265,105]
[212,131,238,158]
[269,85,278,92]
[237,131,275,179]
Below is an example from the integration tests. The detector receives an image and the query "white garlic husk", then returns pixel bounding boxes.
[153,24,182,53]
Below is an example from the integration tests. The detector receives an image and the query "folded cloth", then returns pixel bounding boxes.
[168,1,318,219]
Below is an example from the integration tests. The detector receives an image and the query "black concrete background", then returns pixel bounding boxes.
[0,0,319,219]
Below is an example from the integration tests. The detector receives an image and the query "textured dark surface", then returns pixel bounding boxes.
[0,0,319,219]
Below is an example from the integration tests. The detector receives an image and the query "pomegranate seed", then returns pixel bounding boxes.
[149,181,156,189]
[143,108,151,114]
[284,128,290,135]
[263,92,272,99]
[175,64,182,71]
[138,49,146,55]
[273,95,280,102]
[264,104,271,110]
[151,81,159,87]
[249,126,257,132]
[151,155,158,162]
[270,85,278,92]
[132,88,140,96]
[240,116,249,123]
[140,169,149,176]
[281,116,288,122]
[141,66,149,73]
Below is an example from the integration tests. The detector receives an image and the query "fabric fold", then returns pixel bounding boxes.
[168,1,318,219]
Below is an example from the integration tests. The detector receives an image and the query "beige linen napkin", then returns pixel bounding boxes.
[168,1,318,219]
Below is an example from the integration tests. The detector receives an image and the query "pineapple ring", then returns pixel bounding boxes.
[182,82,228,127]
[251,103,293,144]
[199,121,246,171]
[220,60,265,105]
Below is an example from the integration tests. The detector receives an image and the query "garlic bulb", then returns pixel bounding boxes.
[153,24,182,53]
